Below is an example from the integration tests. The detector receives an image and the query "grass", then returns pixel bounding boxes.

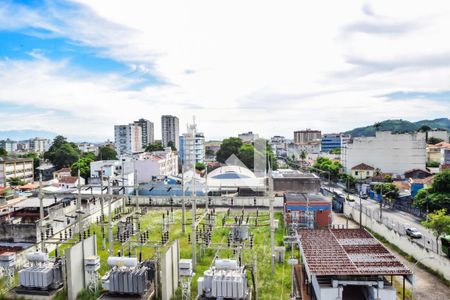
[44,206,292,299]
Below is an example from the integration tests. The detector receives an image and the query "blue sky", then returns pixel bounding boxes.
[0,0,449,141]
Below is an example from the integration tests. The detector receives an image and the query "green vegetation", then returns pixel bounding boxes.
[428,137,444,145]
[373,183,399,205]
[216,137,278,170]
[195,162,206,171]
[329,148,341,155]
[422,209,450,247]
[427,161,440,168]
[48,208,290,299]
[414,169,450,211]
[0,147,7,156]
[71,152,97,179]
[313,157,342,180]
[97,146,117,160]
[7,177,26,186]
[44,135,81,169]
[345,118,450,137]
[145,142,164,152]
[167,141,177,151]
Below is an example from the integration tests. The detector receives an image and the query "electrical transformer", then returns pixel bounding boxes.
[101,256,154,296]
[197,259,248,299]
[17,251,63,291]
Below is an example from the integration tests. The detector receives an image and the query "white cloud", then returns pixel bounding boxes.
[0,0,450,141]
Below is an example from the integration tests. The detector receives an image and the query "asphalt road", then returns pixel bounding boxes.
[326,184,441,254]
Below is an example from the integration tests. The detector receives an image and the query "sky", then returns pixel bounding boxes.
[0,0,449,142]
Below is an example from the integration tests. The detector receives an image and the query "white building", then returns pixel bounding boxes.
[29,138,51,153]
[180,122,205,167]
[132,148,179,183]
[0,139,18,153]
[342,131,426,175]
[114,124,143,155]
[238,131,259,143]
[91,148,178,184]
[134,118,155,147]
[161,115,179,150]
[77,142,99,154]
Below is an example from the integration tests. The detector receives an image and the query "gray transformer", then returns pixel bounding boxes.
[17,254,63,291]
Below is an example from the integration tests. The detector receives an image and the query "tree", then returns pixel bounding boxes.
[373,183,399,206]
[340,173,356,190]
[300,150,307,161]
[373,122,382,131]
[53,143,80,169]
[427,137,443,145]
[7,177,26,186]
[432,169,450,193]
[0,148,7,156]
[44,136,81,169]
[422,209,450,246]
[427,161,440,168]
[313,157,342,180]
[195,162,206,171]
[145,142,164,152]
[216,137,243,163]
[167,141,177,151]
[97,146,117,160]
[71,153,96,179]
[238,143,255,169]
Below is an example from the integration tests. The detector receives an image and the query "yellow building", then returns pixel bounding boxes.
[351,163,375,180]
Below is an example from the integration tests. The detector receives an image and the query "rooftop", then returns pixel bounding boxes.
[54,168,71,174]
[298,229,412,276]
[351,163,375,171]
[285,193,330,203]
[0,157,33,163]
[59,176,78,184]
[272,169,319,179]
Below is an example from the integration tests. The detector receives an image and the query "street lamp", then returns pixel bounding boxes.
[411,256,435,300]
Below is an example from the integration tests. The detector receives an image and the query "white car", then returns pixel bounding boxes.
[406,227,423,239]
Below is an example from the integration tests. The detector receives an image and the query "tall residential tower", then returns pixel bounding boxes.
[161,115,179,150]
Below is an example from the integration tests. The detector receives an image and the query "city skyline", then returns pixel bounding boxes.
[0,1,450,141]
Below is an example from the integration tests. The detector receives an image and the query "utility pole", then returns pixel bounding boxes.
[379,183,383,223]
[134,169,139,213]
[38,173,44,251]
[100,167,106,250]
[182,164,186,234]
[191,120,197,270]
[77,169,83,241]
[108,176,113,255]
[269,164,275,274]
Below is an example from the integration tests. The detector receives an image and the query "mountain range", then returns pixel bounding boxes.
[345,118,450,137]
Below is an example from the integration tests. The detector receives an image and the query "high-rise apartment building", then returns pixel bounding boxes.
[179,122,205,167]
[134,118,154,147]
[294,129,322,144]
[29,138,51,153]
[114,124,143,155]
[161,115,179,150]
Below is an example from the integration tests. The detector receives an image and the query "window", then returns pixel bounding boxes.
[355,171,359,176]
[366,171,370,176]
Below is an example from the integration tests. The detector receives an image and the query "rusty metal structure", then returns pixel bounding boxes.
[297,229,413,300]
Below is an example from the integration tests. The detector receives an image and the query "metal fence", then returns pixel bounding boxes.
[354,204,440,254]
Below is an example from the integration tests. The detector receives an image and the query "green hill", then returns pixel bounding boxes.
[346,118,450,137]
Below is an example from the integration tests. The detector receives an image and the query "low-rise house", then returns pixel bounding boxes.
[57,176,85,189]
[409,176,434,198]
[351,163,375,180]
[53,168,72,180]
[404,168,432,180]
[36,163,56,181]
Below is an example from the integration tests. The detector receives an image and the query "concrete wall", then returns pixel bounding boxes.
[342,131,426,175]
[344,203,450,281]
[0,223,37,243]
[160,240,180,300]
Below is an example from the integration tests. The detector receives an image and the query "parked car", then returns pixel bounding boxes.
[360,193,368,199]
[406,227,423,238]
